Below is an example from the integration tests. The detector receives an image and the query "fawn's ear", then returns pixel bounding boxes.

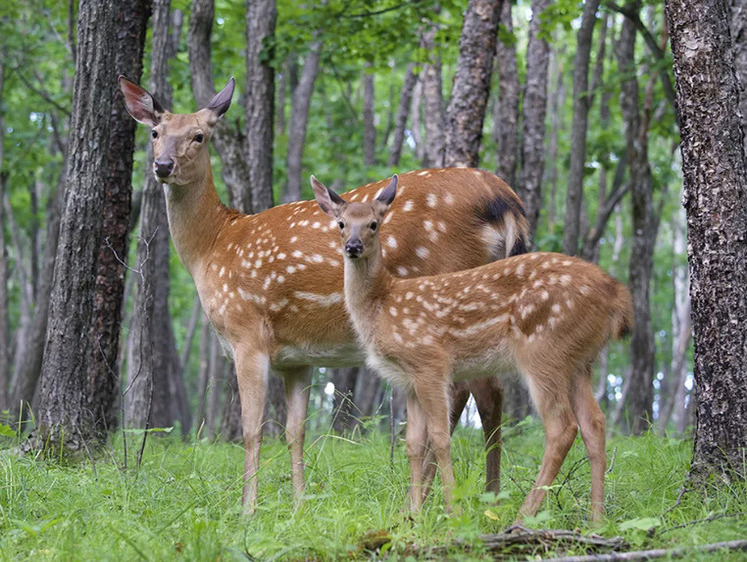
[119,75,165,127]
[311,176,345,217]
[374,174,398,214]
[203,77,235,126]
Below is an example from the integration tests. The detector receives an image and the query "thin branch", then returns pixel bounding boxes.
[9,66,71,116]
[659,512,746,536]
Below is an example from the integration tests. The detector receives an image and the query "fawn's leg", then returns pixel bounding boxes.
[406,392,428,512]
[517,368,578,521]
[420,381,469,502]
[235,348,271,514]
[570,363,606,523]
[281,365,313,505]
[469,377,504,494]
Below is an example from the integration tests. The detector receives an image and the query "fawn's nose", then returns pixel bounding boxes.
[345,239,364,258]
[154,159,174,178]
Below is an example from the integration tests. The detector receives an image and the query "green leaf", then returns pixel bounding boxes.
[0,423,16,437]
[619,517,662,532]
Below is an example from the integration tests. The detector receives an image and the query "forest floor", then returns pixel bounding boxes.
[0,419,745,560]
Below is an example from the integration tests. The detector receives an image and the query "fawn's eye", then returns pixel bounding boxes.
[338,221,345,230]
[151,130,158,139]
[194,133,204,143]
[370,221,378,231]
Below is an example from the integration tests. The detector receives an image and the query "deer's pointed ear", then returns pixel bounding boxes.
[119,75,165,127]
[204,77,235,125]
[311,175,344,217]
[375,174,398,207]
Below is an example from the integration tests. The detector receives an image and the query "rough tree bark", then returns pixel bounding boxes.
[666,0,747,479]
[562,0,600,256]
[493,0,519,188]
[284,41,322,203]
[33,0,118,451]
[617,3,658,434]
[245,0,276,213]
[387,63,418,166]
[90,0,151,433]
[421,24,445,167]
[444,0,502,168]
[730,0,747,157]
[0,65,8,410]
[518,0,551,239]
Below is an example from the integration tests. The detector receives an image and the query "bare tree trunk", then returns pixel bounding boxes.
[444,0,502,168]
[387,63,418,166]
[363,63,376,166]
[32,0,118,451]
[245,0,276,213]
[617,2,658,435]
[518,0,551,239]
[410,77,425,162]
[196,313,211,429]
[188,0,252,212]
[0,65,8,410]
[545,46,566,231]
[667,0,747,479]
[285,41,322,203]
[206,331,227,439]
[421,25,445,167]
[562,0,600,256]
[730,0,746,157]
[493,0,519,187]
[331,367,358,433]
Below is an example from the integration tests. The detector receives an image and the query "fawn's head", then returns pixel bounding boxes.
[311,175,398,260]
[119,76,234,186]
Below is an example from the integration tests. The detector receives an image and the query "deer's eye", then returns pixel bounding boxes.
[370,221,378,231]
[194,133,204,143]
[151,130,158,139]
[338,221,345,230]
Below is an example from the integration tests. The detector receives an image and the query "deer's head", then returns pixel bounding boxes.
[311,175,398,260]
[119,76,234,186]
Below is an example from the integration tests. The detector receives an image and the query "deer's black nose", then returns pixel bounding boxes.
[154,159,174,178]
[345,240,364,258]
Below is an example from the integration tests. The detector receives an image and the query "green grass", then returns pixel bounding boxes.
[0,422,745,560]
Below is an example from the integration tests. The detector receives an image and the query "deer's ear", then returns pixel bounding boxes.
[311,176,345,217]
[204,77,235,125]
[119,75,165,127]
[375,174,398,208]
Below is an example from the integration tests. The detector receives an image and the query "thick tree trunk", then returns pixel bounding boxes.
[666,0,747,479]
[544,47,566,231]
[245,0,276,213]
[444,0,502,167]
[617,4,657,435]
[731,0,747,157]
[188,0,252,212]
[421,25,445,168]
[363,63,376,166]
[284,42,322,203]
[518,0,551,239]
[562,0,600,256]
[33,0,118,451]
[493,0,519,188]
[90,0,151,433]
[387,63,418,167]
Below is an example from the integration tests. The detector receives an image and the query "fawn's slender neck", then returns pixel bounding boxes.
[162,159,231,277]
[342,247,393,345]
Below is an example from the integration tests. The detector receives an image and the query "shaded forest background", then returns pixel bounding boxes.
[0,0,698,441]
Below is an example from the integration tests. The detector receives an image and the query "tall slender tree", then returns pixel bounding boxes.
[493,0,519,188]
[667,0,747,480]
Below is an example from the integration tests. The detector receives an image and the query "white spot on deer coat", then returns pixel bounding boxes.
[386,235,398,249]
[294,291,343,306]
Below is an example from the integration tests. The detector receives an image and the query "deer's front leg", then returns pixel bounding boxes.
[235,348,270,514]
[280,365,312,504]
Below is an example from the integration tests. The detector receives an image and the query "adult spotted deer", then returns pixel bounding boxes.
[119,77,529,512]
[312,174,633,522]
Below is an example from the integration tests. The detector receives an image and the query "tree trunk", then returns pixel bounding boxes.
[562,0,600,256]
[545,46,566,231]
[666,0,747,479]
[188,0,252,212]
[731,0,747,157]
[33,0,118,451]
[421,25,445,168]
[0,65,8,410]
[617,3,657,435]
[493,0,519,188]
[90,0,151,433]
[284,41,322,203]
[363,63,376,166]
[125,0,175,430]
[331,367,358,433]
[444,0,502,168]
[387,63,418,167]
[518,0,551,240]
[245,0,276,213]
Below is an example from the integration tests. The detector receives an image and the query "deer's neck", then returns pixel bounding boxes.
[343,249,393,346]
[162,164,230,277]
